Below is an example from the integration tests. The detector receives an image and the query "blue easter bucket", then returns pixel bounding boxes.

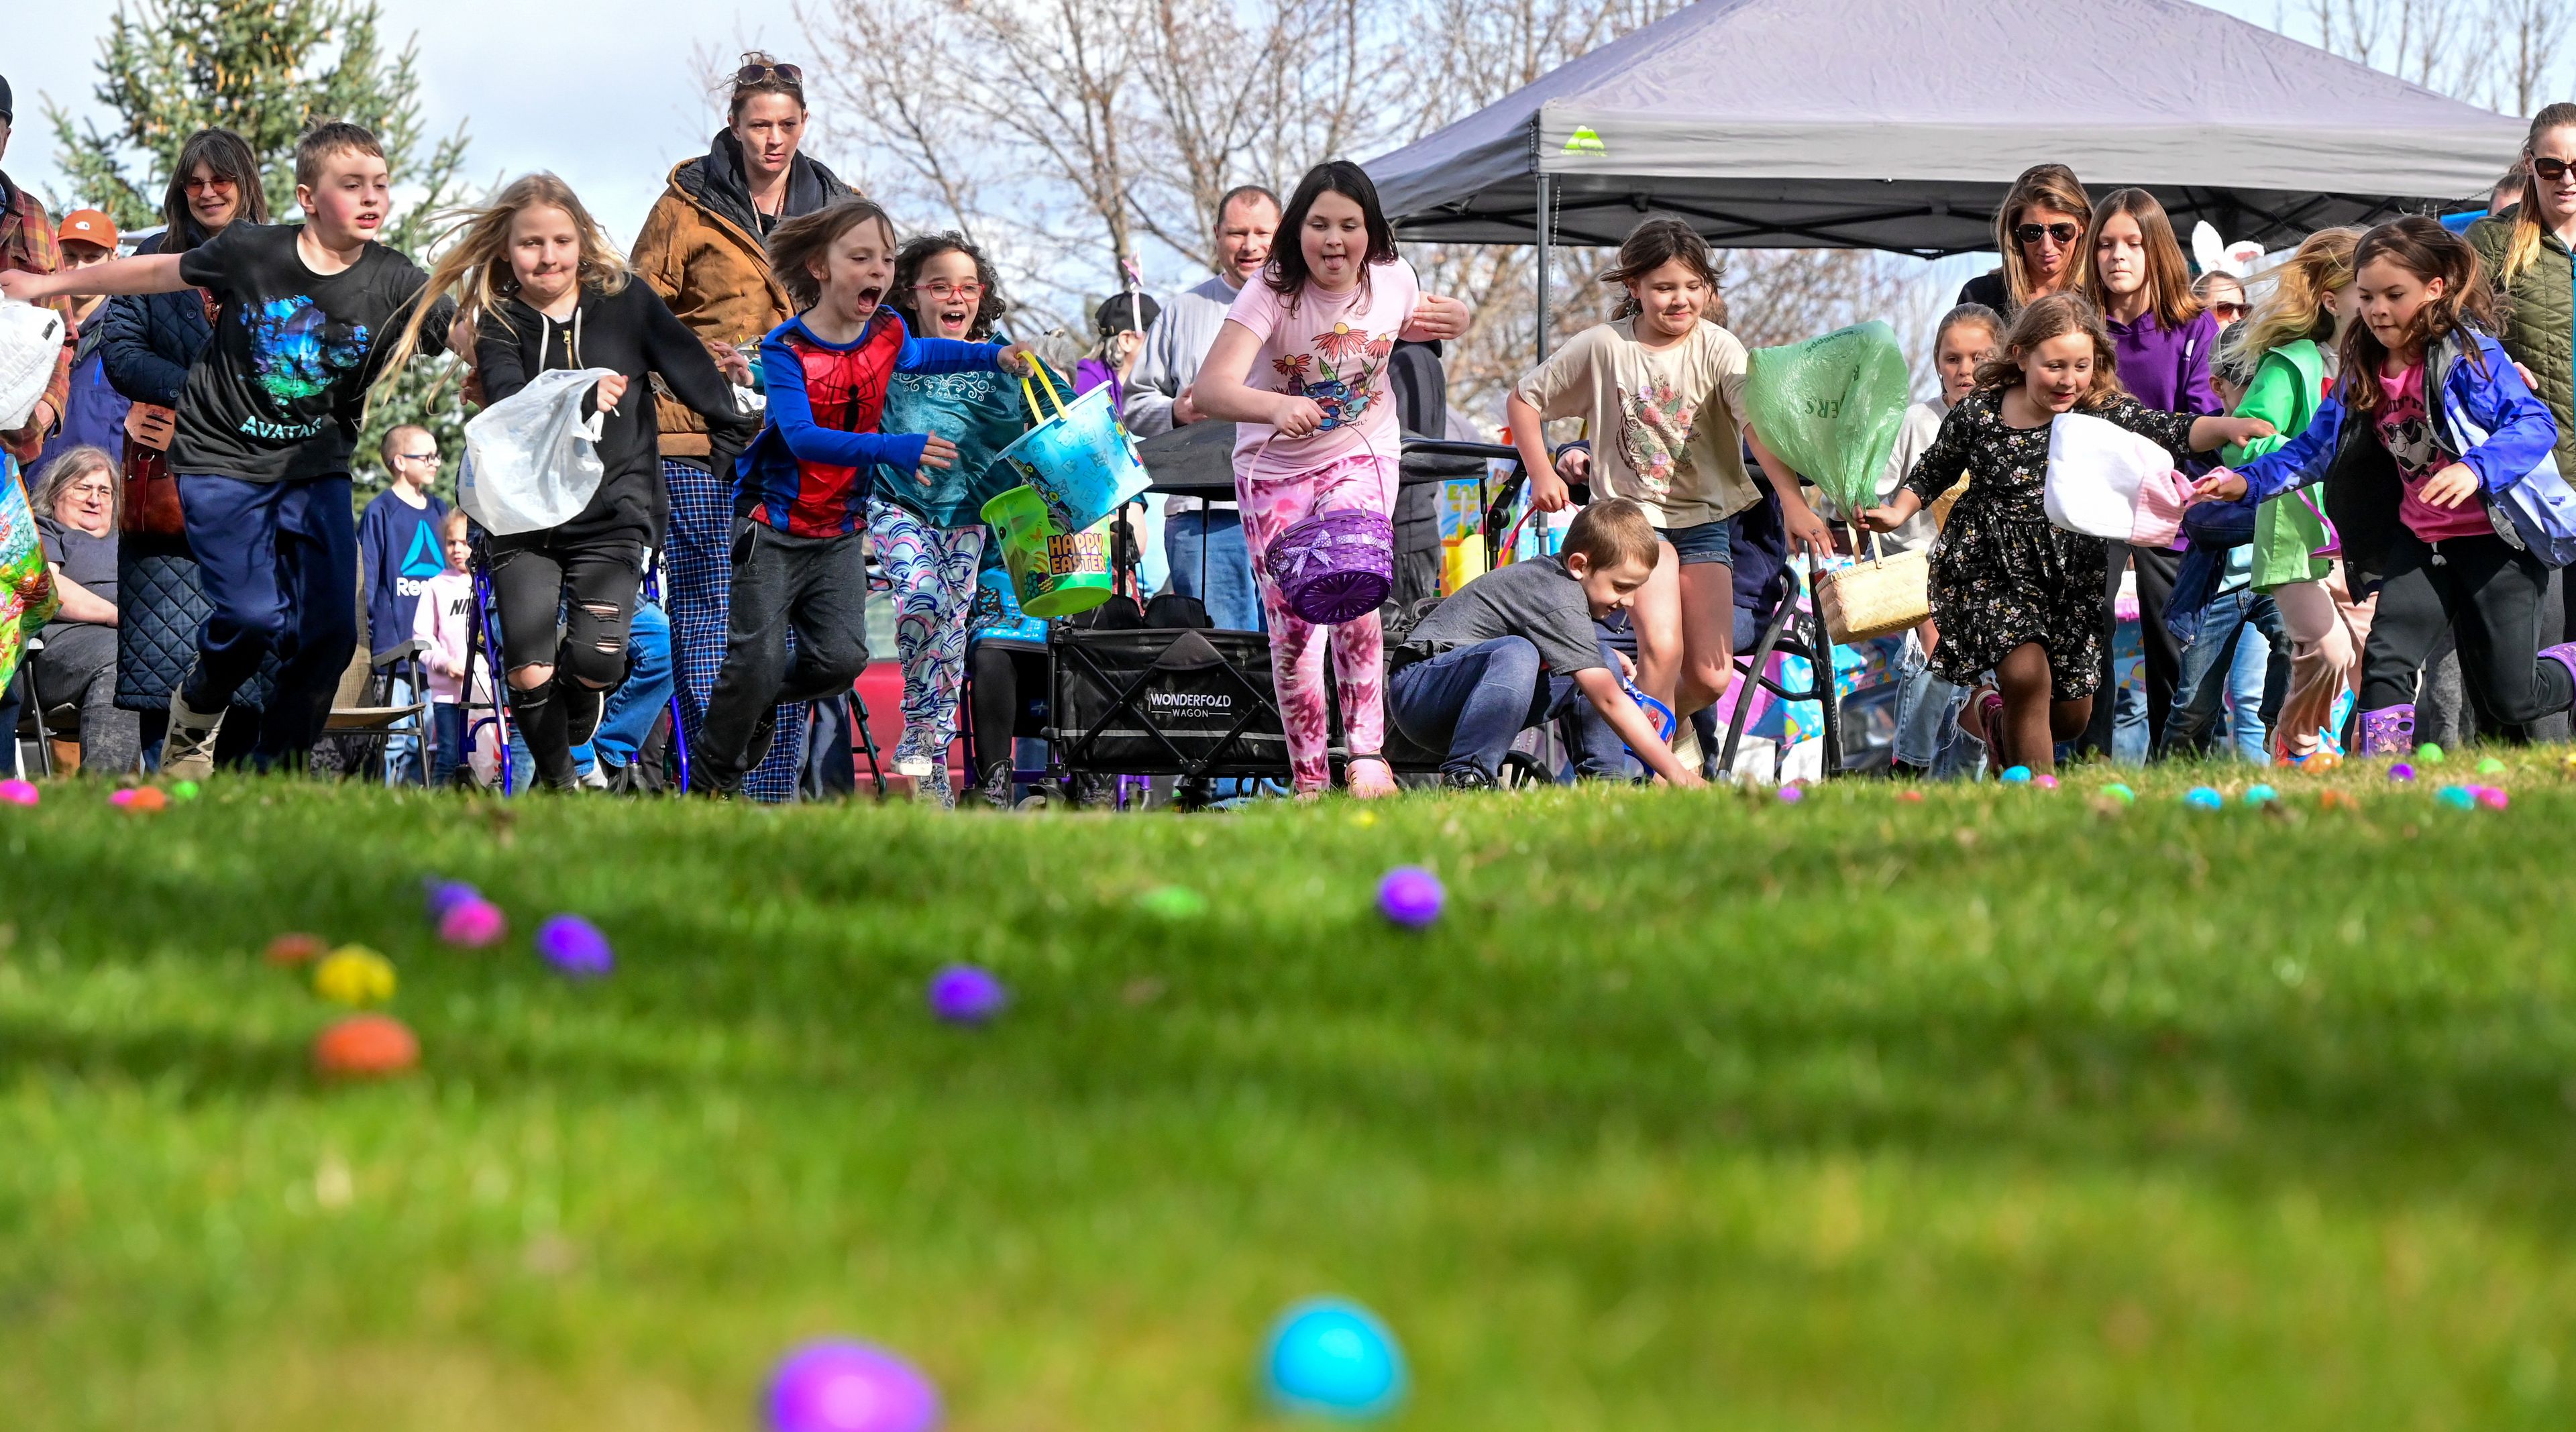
[993,368,1150,533]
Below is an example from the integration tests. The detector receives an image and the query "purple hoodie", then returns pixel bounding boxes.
[2106,307,2222,417]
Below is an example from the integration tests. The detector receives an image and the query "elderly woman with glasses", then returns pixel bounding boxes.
[26,446,138,773]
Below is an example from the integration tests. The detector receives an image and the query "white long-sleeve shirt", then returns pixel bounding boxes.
[1123,272,1244,514]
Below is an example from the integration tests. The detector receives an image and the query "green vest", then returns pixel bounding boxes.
[2225,339,2332,590]
[2467,211,2575,483]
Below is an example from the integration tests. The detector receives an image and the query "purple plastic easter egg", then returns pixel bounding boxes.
[1377,866,1445,928]
[2387,763,2416,783]
[927,965,1007,1024]
[438,897,508,948]
[1777,783,1805,804]
[0,779,34,808]
[535,914,613,977]
[764,1340,941,1432]
[423,878,481,922]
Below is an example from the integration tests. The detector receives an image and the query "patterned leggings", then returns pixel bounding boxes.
[1237,450,1397,791]
[664,458,803,802]
[866,496,984,764]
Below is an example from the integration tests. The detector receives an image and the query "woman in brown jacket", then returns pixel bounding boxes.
[632,52,855,802]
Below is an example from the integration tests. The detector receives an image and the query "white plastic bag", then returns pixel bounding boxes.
[2045,412,2190,545]
[458,366,619,536]
[0,299,66,433]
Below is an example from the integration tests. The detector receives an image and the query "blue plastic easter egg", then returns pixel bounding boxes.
[2184,786,2224,810]
[1999,765,2032,784]
[2244,783,2278,805]
[2435,784,2476,810]
[1264,1299,1406,1420]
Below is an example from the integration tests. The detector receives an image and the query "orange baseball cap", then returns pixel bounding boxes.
[58,210,120,250]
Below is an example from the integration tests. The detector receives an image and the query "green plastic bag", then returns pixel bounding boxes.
[1742,321,1912,517]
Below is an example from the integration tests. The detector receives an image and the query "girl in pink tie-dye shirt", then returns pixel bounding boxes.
[1190,160,1468,795]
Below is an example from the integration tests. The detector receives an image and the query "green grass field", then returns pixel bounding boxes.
[5,757,2576,1430]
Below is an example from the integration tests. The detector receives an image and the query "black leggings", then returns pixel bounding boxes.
[2361,528,2574,724]
[969,642,1047,778]
[488,530,644,787]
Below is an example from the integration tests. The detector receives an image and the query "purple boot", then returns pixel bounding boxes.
[2541,643,2576,697]
[2357,703,2416,756]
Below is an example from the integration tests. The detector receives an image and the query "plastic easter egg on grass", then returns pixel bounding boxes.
[2477,785,2510,810]
[266,932,328,967]
[2184,786,2224,810]
[313,946,396,1007]
[2099,783,2135,804]
[927,965,1007,1025]
[2320,789,2361,811]
[2418,742,2446,764]
[313,1013,419,1079]
[2387,763,2416,783]
[1776,783,1805,804]
[2435,784,2476,810]
[1998,765,2032,784]
[423,878,482,922]
[1895,789,1925,803]
[763,1340,941,1432]
[439,897,508,948]
[169,779,201,801]
[2033,773,2059,789]
[1135,885,1209,921]
[2300,750,2343,772]
[2477,757,2507,775]
[1264,1299,1407,1420]
[109,786,167,812]
[535,914,613,978]
[2244,784,2279,805]
[0,778,36,807]
[1377,866,1445,928]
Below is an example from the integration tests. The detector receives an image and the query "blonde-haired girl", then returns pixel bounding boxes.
[379,173,757,789]
[1860,294,2271,775]
[2216,227,2364,761]
[2468,103,2576,644]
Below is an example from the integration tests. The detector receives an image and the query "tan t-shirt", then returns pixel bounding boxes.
[1512,318,1757,529]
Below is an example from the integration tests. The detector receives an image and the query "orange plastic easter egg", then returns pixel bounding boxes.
[266,932,327,966]
[312,1014,419,1079]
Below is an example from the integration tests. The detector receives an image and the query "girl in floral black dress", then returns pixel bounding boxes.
[1860,294,2271,774]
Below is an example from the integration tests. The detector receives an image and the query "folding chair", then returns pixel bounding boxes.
[321,638,434,783]
[463,548,515,793]
[10,641,66,778]
[1715,557,1845,781]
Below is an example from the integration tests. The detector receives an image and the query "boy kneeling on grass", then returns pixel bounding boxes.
[1388,497,1703,789]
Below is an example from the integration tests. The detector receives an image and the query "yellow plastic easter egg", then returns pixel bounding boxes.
[312,945,396,1007]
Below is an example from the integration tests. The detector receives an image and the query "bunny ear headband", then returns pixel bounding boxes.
[2191,221,2265,280]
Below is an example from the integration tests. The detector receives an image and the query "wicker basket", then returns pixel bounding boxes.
[1815,529,1930,643]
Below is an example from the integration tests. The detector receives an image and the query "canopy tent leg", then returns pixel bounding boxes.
[1534,173,1554,366]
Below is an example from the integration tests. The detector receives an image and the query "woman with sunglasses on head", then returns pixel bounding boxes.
[95,127,268,767]
[634,52,856,802]
[1958,164,2092,317]
[2468,105,2576,653]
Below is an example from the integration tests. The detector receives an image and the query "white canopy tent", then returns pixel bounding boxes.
[1364,0,2526,355]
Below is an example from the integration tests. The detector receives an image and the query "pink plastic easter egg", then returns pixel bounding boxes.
[438,898,508,948]
[0,779,40,807]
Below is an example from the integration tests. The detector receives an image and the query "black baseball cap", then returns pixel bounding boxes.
[0,76,13,124]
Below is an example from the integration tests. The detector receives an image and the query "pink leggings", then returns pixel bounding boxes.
[1237,450,1398,791]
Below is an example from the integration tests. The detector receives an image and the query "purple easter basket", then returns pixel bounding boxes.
[1265,508,1394,624]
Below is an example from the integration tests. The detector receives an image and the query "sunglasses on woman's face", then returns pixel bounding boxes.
[2015,221,2082,247]
[737,61,803,86]
[2532,156,2575,183]
[2210,302,2249,321]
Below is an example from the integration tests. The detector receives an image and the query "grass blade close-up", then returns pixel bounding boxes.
[5,759,2575,1429]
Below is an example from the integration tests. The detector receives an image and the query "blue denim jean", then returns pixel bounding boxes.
[1388,635,1626,782]
[1892,638,1980,778]
[2161,587,2283,762]
[594,600,674,770]
[382,673,423,785]
[1163,506,1267,632]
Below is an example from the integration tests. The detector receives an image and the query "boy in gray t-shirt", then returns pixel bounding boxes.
[1389,498,1703,788]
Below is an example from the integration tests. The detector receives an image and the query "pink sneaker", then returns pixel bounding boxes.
[1347,755,1399,800]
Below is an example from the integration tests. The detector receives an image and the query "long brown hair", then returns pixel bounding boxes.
[2338,217,2498,419]
[2500,102,2576,284]
[2082,188,2204,331]
[1600,216,1723,321]
[371,174,633,402]
[1992,164,2092,309]
[159,128,268,252]
[891,231,1008,341]
[1974,292,2127,410]
[2220,227,2359,381]
[767,198,898,313]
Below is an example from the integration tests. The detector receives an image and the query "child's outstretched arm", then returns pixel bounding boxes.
[0,254,189,303]
[1190,320,1326,437]
[894,326,1035,378]
[1744,429,1835,557]
[2191,394,2345,506]
[1570,667,1705,787]
[763,331,957,474]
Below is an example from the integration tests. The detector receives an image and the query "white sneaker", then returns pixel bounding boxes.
[162,687,226,781]
[896,757,955,809]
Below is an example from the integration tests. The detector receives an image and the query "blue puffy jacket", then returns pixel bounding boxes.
[97,233,213,409]
[2232,328,2573,567]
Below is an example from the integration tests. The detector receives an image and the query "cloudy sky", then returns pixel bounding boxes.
[7,1,812,247]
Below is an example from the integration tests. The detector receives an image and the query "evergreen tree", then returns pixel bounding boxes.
[47,0,474,496]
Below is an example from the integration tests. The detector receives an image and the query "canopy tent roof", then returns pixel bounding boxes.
[1366,0,2526,256]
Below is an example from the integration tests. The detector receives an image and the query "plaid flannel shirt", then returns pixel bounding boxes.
[0,172,76,463]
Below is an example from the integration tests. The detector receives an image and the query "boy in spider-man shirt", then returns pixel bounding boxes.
[695,198,1029,795]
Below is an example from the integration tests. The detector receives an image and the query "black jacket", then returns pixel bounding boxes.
[678,129,853,247]
[1956,269,2011,317]
[476,280,758,545]
[99,231,215,408]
